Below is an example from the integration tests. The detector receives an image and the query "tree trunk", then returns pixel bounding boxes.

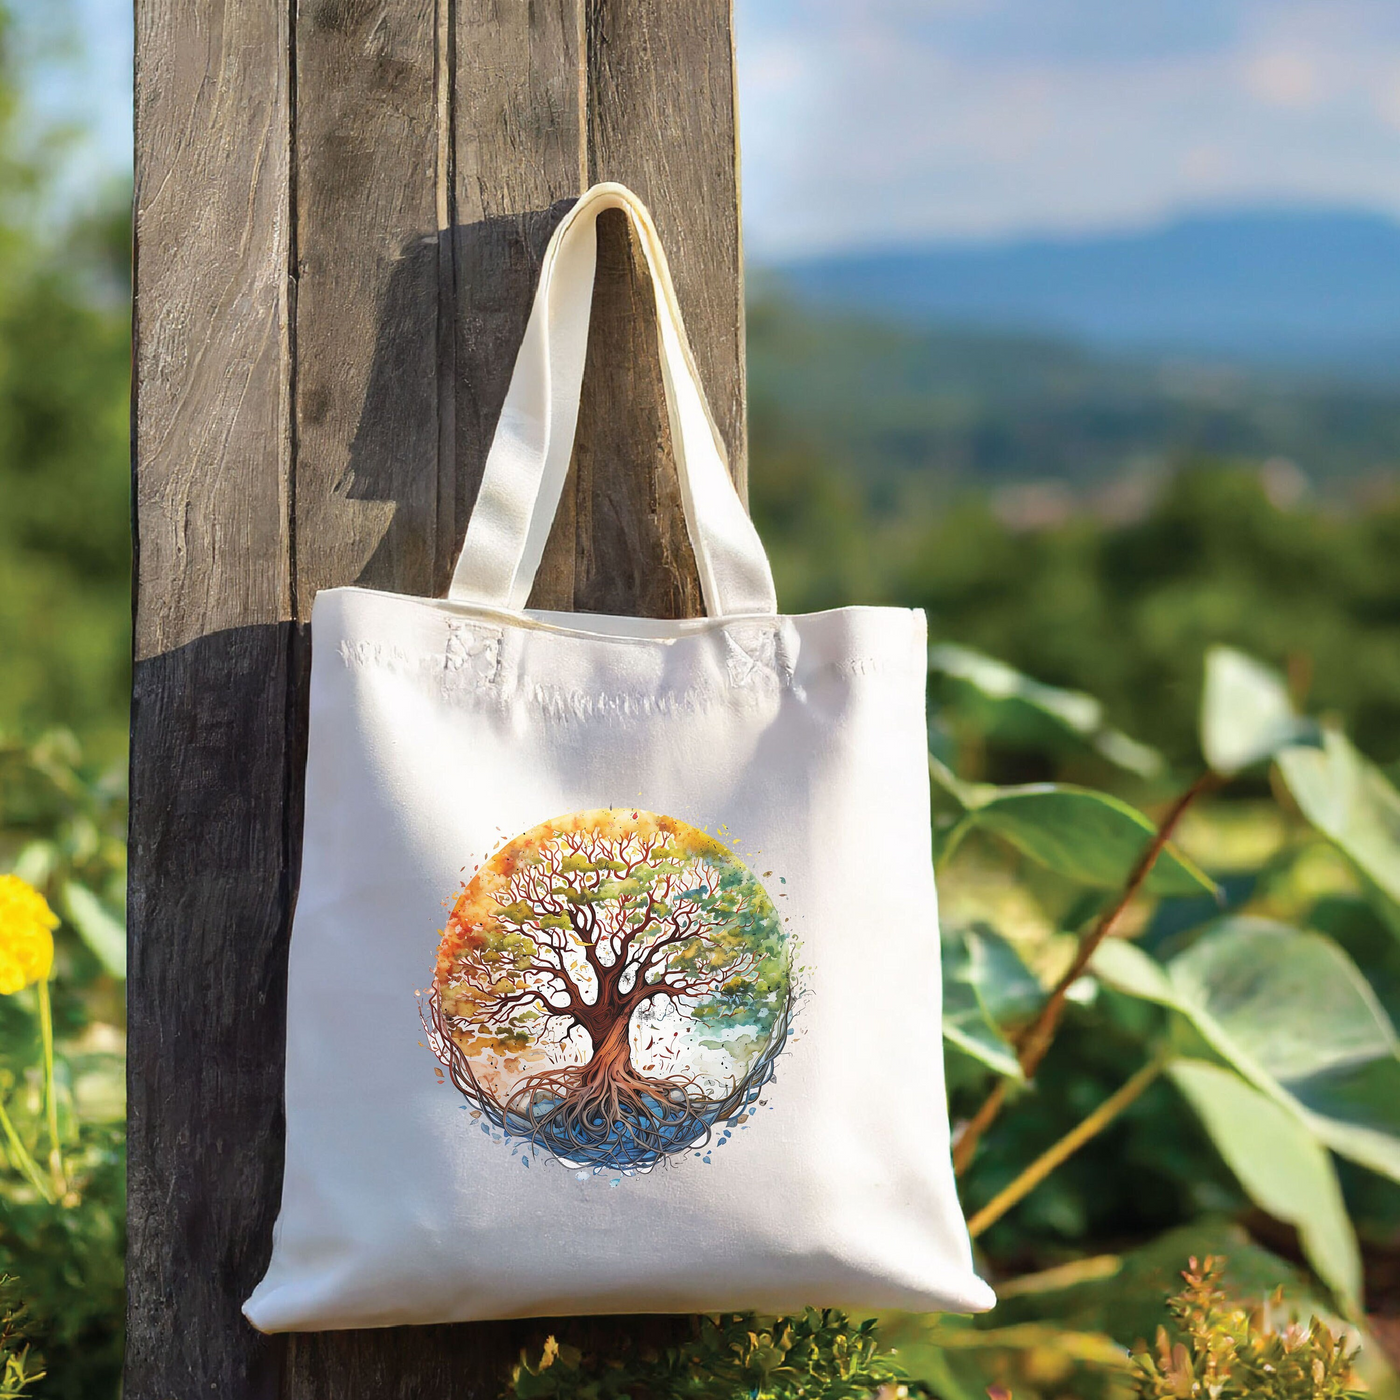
[581,1011,637,1085]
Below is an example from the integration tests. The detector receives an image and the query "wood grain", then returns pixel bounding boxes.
[129,0,294,1395]
[127,628,302,1400]
[531,0,747,613]
[131,0,293,659]
[447,0,585,597]
[585,0,747,501]
[292,0,441,610]
[533,206,703,616]
[130,0,749,1393]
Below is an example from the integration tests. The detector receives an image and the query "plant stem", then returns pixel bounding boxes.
[35,979,65,1197]
[0,1095,54,1205]
[966,1055,1167,1239]
[1014,770,1217,1077]
[952,1079,1010,1177]
[953,770,1216,1175]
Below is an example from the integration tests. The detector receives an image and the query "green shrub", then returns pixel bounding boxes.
[1132,1256,1360,1400]
[510,1310,924,1400]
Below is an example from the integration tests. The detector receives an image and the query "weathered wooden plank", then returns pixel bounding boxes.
[533,205,704,616]
[131,0,293,659]
[128,0,294,1394]
[283,1314,704,1400]
[291,0,442,609]
[531,0,746,614]
[127,628,301,1400]
[585,0,747,501]
[448,0,586,598]
[132,0,748,1394]
[280,4,585,1385]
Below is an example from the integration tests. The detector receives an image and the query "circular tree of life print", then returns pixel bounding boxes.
[423,809,794,1173]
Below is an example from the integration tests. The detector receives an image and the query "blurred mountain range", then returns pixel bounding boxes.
[768,208,1400,373]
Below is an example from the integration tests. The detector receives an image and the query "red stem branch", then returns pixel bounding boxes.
[952,769,1218,1176]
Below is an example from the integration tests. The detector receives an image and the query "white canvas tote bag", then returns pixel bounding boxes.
[244,182,994,1331]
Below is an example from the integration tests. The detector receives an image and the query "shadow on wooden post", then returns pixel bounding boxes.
[339,208,706,617]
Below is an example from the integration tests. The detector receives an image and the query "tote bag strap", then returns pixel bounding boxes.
[448,183,779,618]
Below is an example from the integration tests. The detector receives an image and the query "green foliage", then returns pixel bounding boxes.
[1166,1062,1361,1310]
[933,763,1214,895]
[508,1310,923,1400]
[752,431,1400,772]
[1131,1256,1361,1400]
[930,644,1163,779]
[0,1277,44,1399]
[1200,646,1320,776]
[942,924,1040,1080]
[0,733,125,1400]
[747,292,1400,502]
[852,638,1400,1399]
[1278,732,1400,910]
[0,239,131,764]
[0,1,130,766]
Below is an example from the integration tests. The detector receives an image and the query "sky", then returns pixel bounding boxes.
[737,0,1400,254]
[11,0,132,212]
[22,0,1400,257]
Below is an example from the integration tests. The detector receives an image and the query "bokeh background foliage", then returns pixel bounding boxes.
[3,0,1400,1396]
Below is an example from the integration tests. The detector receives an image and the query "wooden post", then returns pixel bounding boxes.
[128,1,747,1395]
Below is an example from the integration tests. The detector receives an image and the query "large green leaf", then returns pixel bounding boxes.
[1168,1059,1361,1309]
[930,643,1162,776]
[1096,919,1400,1184]
[941,924,1042,1080]
[947,785,1216,896]
[1278,729,1400,908]
[1199,646,1319,776]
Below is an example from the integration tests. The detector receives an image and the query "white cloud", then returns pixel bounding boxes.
[1243,51,1322,108]
[737,0,1400,255]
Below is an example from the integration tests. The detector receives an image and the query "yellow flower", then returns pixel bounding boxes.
[0,875,57,994]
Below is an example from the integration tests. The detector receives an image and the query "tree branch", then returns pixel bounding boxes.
[477,985,570,1023]
[965,1055,1167,1238]
[952,769,1217,1176]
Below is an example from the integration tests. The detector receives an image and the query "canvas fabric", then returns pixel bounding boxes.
[243,183,994,1331]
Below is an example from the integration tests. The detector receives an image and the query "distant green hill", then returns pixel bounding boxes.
[745,292,1400,507]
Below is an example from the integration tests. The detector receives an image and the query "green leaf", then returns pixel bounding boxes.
[11,840,58,887]
[929,643,1162,777]
[942,998,1021,1079]
[928,752,995,812]
[949,786,1216,896]
[1278,729,1400,908]
[1170,917,1397,1080]
[1091,937,1178,1007]
[941,925,1041,1081]
[1097,917,1400,1185]
[1199,646,1319,776]
[1168,1058,1362,1310]
[62,880,126,979]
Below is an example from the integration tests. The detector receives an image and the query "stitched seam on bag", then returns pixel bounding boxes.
[831,655,913,679]
[519,683,715,721]
[337,639,416,672]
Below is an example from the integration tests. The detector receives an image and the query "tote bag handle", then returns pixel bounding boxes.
[448,183,779,618]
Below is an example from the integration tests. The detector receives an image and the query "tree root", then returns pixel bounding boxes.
[422,986,794,1172]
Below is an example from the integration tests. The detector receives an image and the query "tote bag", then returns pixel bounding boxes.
[244,182,994,1332]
